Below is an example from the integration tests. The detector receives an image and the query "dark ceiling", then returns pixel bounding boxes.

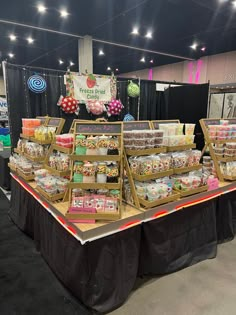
[0,0,236,74]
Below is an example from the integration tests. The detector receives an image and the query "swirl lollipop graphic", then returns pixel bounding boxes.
[27,75,47,93]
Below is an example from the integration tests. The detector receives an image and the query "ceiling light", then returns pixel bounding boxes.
[27,37,34,44]
[115,68,119,72]
[107,67,111,71]
[37,4,46,13]
[99,50,104,56]
[140,57,145,62]
[201,47,206,52]
[233,0,236,8]
[145,31,152,39]
[8,53,14,58]
[59,59,64,65]
[131,27,139,35]
[9,34,16,41]
[69,61,74,66]
[190,42,198,50]
[150,59,154,63]
[60,9,69,18]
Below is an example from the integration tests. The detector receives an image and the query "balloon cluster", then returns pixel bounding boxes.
[107,99,123,116]
[60,96,78,114]
[86,100,106,115]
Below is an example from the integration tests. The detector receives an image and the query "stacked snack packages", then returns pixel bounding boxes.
[213,143,236,158]
[73,161,119,184]
[124,130,164,150]
[159,123,195,146]
[48,153,70,172]
[9,154,41,175]
[22,118,41,136]
[34,126,56,141]
[129,150,201,176]
[56,134,73,149]
[202,156,217,178]
[35,170,69,195]
[134,177,173,201]
[17,139,49,157]
[208,120,236,141]
[220,162,236,177]
[172,170,208,192]
[75,134,119,156]
[70,188,119,213]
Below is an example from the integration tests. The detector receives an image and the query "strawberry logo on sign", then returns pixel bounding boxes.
[86,74,97,89]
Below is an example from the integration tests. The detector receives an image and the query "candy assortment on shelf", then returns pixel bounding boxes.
[75,134,120,156]
[213,143,236,158]
[124,130,164,150]
[17,139,48,157]
[134,178,173,201]
[172,171,207,192]
[220,162,236,177]
[171,150,201,169]
[22,118,41,136]
[35,175,69,195]
[34,126,56,141]
[70,188,119,213]
[55,134,73,149]
[48,153,70,171]
[207,121,236,141]
[9,154,41,175]
[157,123,196,146]
[72,161,119,184]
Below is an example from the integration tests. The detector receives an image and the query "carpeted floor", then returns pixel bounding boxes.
[0,189,92,315]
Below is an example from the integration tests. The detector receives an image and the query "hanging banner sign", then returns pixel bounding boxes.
[72,74,112,102]
[0,97,7,113]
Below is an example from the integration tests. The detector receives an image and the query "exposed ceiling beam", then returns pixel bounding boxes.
[0,18,194,61]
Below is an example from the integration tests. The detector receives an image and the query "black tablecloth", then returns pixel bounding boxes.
[0,149,11,190]
[9,177,236,313]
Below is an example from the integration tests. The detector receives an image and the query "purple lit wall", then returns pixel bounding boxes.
[148,68,153,80]
[187,59,203,84]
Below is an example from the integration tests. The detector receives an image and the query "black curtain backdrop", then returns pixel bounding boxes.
[5,63,209,148]
[166,84,209,150]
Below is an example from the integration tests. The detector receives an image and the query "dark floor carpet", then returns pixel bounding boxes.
[0,190,93,315]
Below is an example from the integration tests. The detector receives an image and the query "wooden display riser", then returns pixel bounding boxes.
[132,169,174,181]
[139,192,180,209]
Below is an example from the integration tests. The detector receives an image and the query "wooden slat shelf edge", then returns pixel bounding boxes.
[126,147,167,156]
[68,182,120,189]
[44,165,71,177]
[167,144,196,152]
[174,185,208,197]
[211,139,236,144]
[70,154,121,161]
[65,211,121,221]
[138,192,180,209]
[17,169,35,181]
[20,133,31,140]
[30,138,52,145]
[132,169,174,181]
[173,164,202,174]
[36,186,65,201]
[224,175,236,181]
[23,152,45,162]
[8,163,17,171]
[216,156,236,162]
[52,144,73,154]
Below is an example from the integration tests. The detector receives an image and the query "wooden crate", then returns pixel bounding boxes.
[126,147,167,156]
[70,154,121,162]
[139,192,180,209]
[44,165,71,177]
[167,144,196,152]
[68,181,120,190]
[8,163,17,172]
[17,169,35,181]
[174,185,208,197]
[52,144,73,155]
[223,175,236,181]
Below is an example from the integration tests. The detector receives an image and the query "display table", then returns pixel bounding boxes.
[0,148,11,190]
[9,173,236,313]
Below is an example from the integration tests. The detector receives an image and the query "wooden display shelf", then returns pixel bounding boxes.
[173,164,202,174]
[167,144,196,152]
[17,169,35,181]
[36,186,65,202]
[68,182,120,190]
[174,185,208,197]
[8,163,17,171]
[132,169,174,181]
[20,133,31,140]
[44,165,71,177]
[139,192,180,209]
[216,156,236,162]
[52,144,73,154]
[126,147,167,156]
[70,154,121,162]
[65,211,120,221]
[223,175,236,181]
[23,152,45,162]
[30,137,52,145]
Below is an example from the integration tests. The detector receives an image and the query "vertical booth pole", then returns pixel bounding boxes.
[78,35,93,74]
